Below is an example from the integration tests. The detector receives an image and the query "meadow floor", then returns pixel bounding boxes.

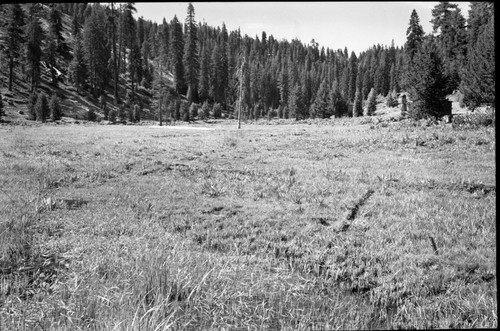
[0,117,496,329]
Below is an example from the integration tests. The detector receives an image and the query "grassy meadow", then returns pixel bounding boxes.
[0,115,496,329]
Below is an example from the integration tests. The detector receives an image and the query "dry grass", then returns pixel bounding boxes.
[0,116,496,329]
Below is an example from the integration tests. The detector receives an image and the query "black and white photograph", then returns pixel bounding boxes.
[0,2,495,329]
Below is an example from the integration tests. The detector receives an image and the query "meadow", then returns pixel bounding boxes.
[0,115,496,330]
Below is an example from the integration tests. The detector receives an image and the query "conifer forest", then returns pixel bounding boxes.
[0,2,496,330]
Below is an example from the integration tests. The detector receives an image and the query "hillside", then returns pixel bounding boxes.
[0,4,162,124]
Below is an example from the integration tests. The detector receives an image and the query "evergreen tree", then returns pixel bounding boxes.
[69,33,88,93]
[310,79,330,118]
[353,88,363,117]
[460,15,495,110]
[3,4,25,91]
[28,92,38,120]
[48,6,66,56]
[100,94,109,120]
[83,5,110,97]
[347,51,358,102]
[170,15,185,95]
[405,9,424,63]
[181,102,190,122]
[198,45,210,101]
[365,88,377,116]
[328,80,348,117]
[129,41,142,99]
[49,94,62,121]
[25,14,45,92]
[407,38,449,118]
[431,2,467,92]
[45,38,58,87]
[183,3,199,103]
[35,92,50,122]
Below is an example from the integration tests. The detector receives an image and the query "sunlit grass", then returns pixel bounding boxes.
[0,118,496,329]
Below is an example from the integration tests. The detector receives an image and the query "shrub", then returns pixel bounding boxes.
[189,103,198,119]
[87,107,97,122]
[108,109,117,123]
[133,104,141,122]
[50,94,62,121]
[35,92,50,122]
[28,92,38,120]
[213,103,222,119]
[386,90,398,108]
[181,102,190,122]
[201,101,210,119]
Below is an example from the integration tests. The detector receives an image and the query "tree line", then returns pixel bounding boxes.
[0,2,494,122]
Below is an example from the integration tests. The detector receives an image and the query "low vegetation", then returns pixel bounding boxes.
[0,115,495,329]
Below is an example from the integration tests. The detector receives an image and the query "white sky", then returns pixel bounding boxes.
[134,2,470,55]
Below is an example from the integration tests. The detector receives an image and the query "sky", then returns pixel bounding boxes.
[134,2,470,55]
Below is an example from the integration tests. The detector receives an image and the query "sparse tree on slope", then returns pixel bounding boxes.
[25,13,45,92]
[3,3,25,91]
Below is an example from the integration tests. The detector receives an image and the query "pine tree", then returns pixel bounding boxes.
[3,4,25,91]
[69,33,88,93]
[83,5,110,97]
[198,45,210,102]
[310,79,330,118]
[328,80,348,117]
[183,3,199,103]
[353,88,363,117]
[407,38,449,119]
[405,9,424,63]
[431,2,467,92]
[170,15,185,95]
[460,15,494,110]
[365,88,377,116]
[35,92,50,122]
[49,94,62,121]
[25,14,45,92]
[45,38,58,87]
[28,92,38,120]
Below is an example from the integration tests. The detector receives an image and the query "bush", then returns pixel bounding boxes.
[35,92,50,122]
[28,92,38,120]
[386,90,399,108]
[181,102,190,122]
[133,104,141,122]
[189,103,198,119]
[50,94,62,121]
[452,108,495,129]
[87,107,97,122]
[118,105,127,123]
[213,103,222,119]
[108,109,117,123]
[201,101,210,119]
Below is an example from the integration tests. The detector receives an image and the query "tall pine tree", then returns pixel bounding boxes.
[183,3,199,103]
